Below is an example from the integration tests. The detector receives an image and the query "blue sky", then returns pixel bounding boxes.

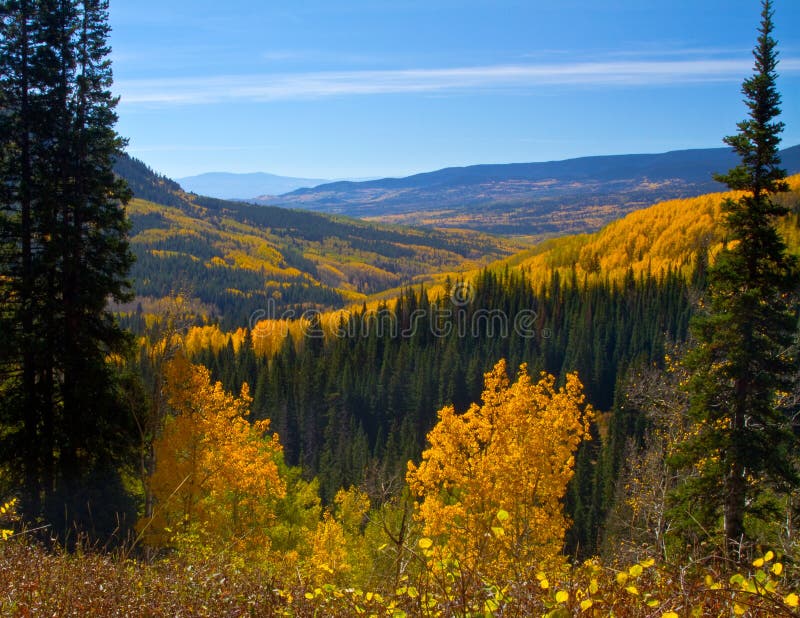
[109,0,800,180]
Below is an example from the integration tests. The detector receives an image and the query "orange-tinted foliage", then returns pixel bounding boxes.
[407,359,592,580]
[140,352,284,555]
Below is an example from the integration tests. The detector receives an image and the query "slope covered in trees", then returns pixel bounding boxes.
[1,1,799,615]
[504,175,800,285]
[164,171,800,557]
[5,357,796,616]
[116,155,521,328]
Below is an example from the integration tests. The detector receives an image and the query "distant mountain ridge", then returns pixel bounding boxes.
[177,171,330,200]
[259,145,800,236]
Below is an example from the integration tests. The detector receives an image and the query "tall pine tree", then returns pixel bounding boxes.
[0,0,135,537]
[672,0,798,558]
[0,0,64,518]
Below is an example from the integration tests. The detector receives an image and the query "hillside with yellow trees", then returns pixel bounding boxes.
[118,156,523,328]
[9,128,800,618]
[4,0,800,615]
[479,174,800,287]
[359,174,800,310]
[84,170,800,617]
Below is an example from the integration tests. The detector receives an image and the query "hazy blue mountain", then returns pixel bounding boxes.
[177,171,330,199]
[260,145,800,235]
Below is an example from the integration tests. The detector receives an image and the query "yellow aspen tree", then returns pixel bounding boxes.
[305,486,371,586]
[307,511,350,585]
[140,351,285,555]
[406,359,592,581]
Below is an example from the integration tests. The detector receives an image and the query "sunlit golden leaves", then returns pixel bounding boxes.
[406,359,592,580]
[509,175,800,288]
[139,351,284,555]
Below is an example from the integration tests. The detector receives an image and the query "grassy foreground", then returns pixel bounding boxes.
[0,537,797,617]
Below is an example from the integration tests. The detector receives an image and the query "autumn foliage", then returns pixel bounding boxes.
[407,360,593,581]
[140,352,284,555]
[2,353,798,616]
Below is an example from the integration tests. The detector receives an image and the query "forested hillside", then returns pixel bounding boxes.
[504,175,800,283]
[145,173,800,553]
[116,155,522,327]
[2,1,800,616]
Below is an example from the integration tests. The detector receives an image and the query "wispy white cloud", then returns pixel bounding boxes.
[116,57,800,106]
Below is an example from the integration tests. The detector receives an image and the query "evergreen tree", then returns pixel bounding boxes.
[0,0,136,536]
[672,0,798,556]
[0,0,69,516]
[1,0,34,510]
